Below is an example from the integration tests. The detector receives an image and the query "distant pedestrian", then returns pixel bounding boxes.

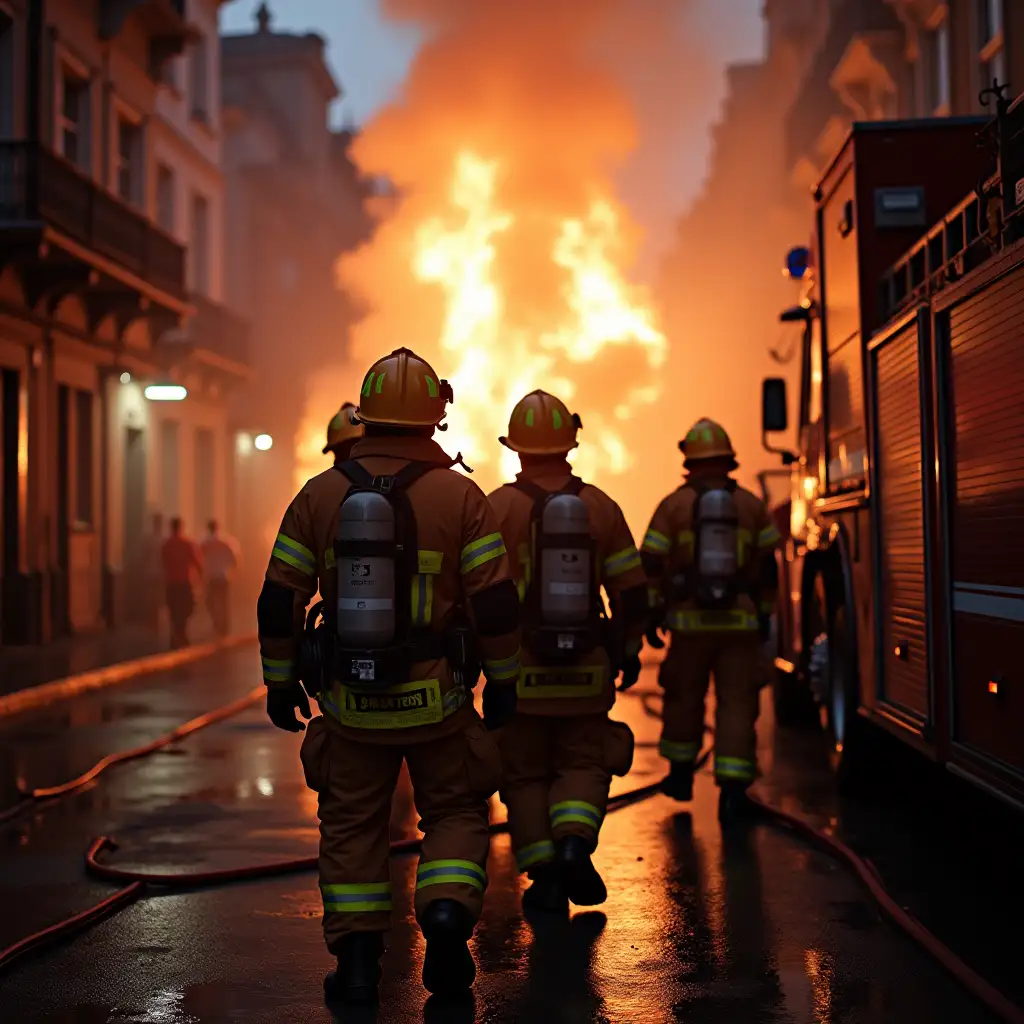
[141,513,165,629]
[201,519,239,637]
[161,517,203,649]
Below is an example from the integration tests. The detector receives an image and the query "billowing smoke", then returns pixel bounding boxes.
[305,0,733,531]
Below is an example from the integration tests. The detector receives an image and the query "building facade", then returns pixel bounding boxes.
[221,2,373,591]
[0,0,248,646]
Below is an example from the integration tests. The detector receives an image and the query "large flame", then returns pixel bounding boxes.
[410,150,666,488]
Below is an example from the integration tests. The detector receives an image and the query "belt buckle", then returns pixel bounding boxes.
[371,476,395,494]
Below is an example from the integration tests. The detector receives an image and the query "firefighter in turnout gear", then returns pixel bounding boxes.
[642,418,780,824]
[256,348,521,1005]
[487,391,648,914]
[322,402,364,464]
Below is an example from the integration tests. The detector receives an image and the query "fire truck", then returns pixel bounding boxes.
[762,85,1024,807]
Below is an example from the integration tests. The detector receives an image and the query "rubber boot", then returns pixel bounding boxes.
[717,782,758,827]
[521,864,568,916]
[661,762,695,801]
[555,835,607,907]
[420,898,476,996]
[323,931,384,1005]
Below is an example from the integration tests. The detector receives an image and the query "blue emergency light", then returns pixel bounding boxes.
[784,246,811,279]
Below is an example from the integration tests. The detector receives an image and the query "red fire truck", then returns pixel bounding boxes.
[762,85,1024,807]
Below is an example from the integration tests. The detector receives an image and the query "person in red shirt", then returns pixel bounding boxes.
[161,517,203,648]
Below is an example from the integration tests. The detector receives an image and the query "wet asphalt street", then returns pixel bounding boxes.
[0,647,1019,1023]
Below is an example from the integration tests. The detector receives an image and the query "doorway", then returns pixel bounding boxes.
[123,426,146,618]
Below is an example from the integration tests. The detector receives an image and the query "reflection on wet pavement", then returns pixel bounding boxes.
[0,651,1010,1022]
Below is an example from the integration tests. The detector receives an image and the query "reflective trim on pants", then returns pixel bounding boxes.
[658,738,700,763]
[516,839,556,872]
[549,800,602,833]
[416,859,487,892]
[714,755,756,782]
[320,881,393,914]
[667,609,758,632]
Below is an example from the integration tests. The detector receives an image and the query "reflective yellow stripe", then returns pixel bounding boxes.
[738,527,752,568]
[517,577,527,602]
[411,573,434,627]
[484,648,521,681]
[322,678,466,730]
[603,545,641,578]
[416,859,487,892]
[550,800,603,831]
[418,549,443,573]
[642,529,670,554]
[324,548,336,570]
[715,755,756,781]
[272,532,316,575]
[676,529,694,555]
[667,609,758,632]
[460,532,506,573]
[758,523,781,547]
[659,738,700,762]
[647,585,661,609]
[321,881,392,913]
[516,840,555,871]
[517,664,605,700]
[261,656,293,683]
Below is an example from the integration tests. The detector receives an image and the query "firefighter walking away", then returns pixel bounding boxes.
[642,418,780,825]
[256,348,521,1005]
[487,391,648,914]
[322,401,364,465]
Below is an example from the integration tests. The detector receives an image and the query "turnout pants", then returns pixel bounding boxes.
[300,714,500,952]
[498,713,634,876]
[658,631,761,786]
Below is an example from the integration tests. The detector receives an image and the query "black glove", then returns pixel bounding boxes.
[617,652,642,692]
[266,682,312,732]
[482,683,517,731]
[758,613,772,644]
[645,624,666,650]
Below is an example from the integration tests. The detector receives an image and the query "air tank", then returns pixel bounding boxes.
[336,491,396,645]
[539,493,592,625]
[695,487,738,606]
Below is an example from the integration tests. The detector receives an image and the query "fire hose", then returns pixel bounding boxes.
[0,687,1021,1023]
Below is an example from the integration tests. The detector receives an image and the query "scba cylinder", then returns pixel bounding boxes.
[695,487,738,605]
[336,491,396,645]
[540,493,592,626]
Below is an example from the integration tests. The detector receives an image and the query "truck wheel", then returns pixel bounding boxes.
[826,602,870,794]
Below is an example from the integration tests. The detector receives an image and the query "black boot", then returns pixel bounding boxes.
[420,898,476,996]
[555,835,607,907]
[661,762,695,801]
[717,782,758,826]
[521,864,568,916]
[324,931,384,1005]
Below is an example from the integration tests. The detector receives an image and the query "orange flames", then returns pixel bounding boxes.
[294,0,715,530]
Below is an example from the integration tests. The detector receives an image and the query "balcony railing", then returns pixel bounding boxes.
[0,141,186,300]
[189,292,251,367]
[784,0,903,172]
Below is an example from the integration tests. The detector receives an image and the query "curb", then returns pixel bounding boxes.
[0,633,257,720]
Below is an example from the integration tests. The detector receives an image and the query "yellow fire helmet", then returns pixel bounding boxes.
[679,418,737,463]
[323,402,364,454]
[500,390,582,455]
[355,348,453,428]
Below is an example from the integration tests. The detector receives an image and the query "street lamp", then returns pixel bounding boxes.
[144,384,188,401]
[254,433,273,451]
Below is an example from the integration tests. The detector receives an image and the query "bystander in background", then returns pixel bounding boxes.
[161,518,203,649]
[201,520,240,637]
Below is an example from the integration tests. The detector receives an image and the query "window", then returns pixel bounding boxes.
[156,163,175,233]
[115,114,141,203]
[0,12,14,138]
[190,193,210,294]
[922,20,951,114]
[161,419,180,518]
[194,429,215,530]
[977,0,1006,94]
[74,390,93,527]
[58,66,90,169]
[189,35,209,122]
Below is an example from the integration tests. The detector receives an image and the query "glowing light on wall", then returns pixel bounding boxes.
[144,384,187,401]
[254,433,273,451]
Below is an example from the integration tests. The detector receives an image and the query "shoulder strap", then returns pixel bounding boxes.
[336,457,453,496]
[510,474,586,504]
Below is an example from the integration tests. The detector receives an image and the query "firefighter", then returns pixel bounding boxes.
[256,348,521,1005]
[322,401,364,464]
[641,418,780,825]
[487,391,648,913]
